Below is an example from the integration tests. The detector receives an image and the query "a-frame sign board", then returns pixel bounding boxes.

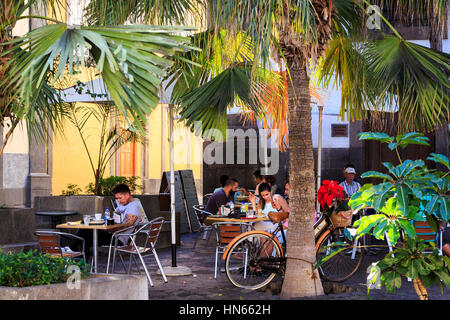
[159,171,190,233]
[178,170,201,232]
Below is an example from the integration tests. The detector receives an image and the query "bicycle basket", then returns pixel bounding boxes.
[330,210,352,228]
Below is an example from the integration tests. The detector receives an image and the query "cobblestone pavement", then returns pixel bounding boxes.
[97,232,450,301]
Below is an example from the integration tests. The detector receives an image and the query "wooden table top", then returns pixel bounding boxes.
[205,215,270,225]
[56,220,131,232]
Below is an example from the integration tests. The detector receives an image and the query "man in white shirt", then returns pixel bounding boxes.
[64,183,143,260]
[339,165,361,198]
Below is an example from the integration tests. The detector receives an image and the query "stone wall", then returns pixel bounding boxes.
[0,274,148,300]
[0,208,36,245]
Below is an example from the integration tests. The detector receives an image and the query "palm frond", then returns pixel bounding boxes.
[85,0,203,26]
[1,23,195,133]
[177,63,279,140]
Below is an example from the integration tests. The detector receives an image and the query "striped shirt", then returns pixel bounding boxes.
[339,180,361,198]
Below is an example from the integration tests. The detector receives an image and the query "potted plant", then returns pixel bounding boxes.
[349,132,450,300]
[317,180,352,227]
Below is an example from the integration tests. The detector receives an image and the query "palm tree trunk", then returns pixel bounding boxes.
[280,64,324,298]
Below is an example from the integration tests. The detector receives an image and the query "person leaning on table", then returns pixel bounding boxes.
[63,183,143,261]
[249,182,289,244]
[205,178,239,215]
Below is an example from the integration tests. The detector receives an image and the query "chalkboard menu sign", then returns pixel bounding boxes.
[178,170,201,232]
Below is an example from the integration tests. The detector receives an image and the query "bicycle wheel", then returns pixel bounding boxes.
[316,228,363,282]
[225,232,283,290]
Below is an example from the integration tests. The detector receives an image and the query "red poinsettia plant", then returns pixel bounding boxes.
[317,180,348,216]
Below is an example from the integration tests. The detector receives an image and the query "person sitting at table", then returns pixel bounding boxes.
[249,182,289,243]
[213,174,229,193]
[204,178,239,216]
[63,183,143,261]
[339,163,361,198]
[253,169,265,195]
[264,175,284,196]
[283,178,289,201]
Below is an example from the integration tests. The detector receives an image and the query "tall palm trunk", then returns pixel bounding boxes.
[280,62,324,298]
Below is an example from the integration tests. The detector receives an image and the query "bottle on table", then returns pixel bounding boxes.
[228,202,234,216]
[104,207,110,225]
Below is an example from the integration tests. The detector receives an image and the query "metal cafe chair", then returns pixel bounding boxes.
[211,221,253,279]
[35,230,86,261]
[192,204,214,249]
[106,217,167,287]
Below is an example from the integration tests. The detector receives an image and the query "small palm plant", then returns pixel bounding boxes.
[349,132,450,299]
[65,99,145,196]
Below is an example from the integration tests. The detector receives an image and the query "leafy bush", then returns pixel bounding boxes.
[61,183,82,196]
[85,176,142,196]
[349,132,450,299]
[0,250,90,287]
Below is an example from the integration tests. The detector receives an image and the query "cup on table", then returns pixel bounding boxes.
[94,213,102,220]
[257,209,262,217]
[83,215,90,225]
[247,210,255,218]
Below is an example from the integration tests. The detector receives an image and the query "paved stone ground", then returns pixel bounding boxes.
[96,232,450,301]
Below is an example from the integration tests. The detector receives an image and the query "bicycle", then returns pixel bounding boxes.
[222,212,363,290]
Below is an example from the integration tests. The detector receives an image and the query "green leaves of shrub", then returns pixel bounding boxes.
[350,131,449,298]
[0,250,90,287]
[372,239,450,294]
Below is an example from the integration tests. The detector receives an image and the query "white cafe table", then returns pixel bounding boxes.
[56,220,130,273]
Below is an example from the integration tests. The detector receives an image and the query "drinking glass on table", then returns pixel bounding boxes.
[83,215,90,225]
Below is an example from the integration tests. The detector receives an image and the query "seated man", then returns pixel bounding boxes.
[205,178,239,215]
[64,183,143,261]
[213,174,229,193]
[339,164,361,198]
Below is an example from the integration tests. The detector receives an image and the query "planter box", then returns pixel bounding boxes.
[0,274,148,300]
[34,196,105,228]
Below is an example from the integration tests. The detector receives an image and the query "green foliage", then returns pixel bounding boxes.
[85,176,142,196]
[0,250,90,287]
[61,183,82,196]
[349,131,450,297]
[369,238,450,294]
[350,132,450,224]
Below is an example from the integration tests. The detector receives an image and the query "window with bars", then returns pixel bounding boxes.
[331,124,348,137]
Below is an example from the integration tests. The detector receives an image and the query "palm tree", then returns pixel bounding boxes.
[168,0,449,298]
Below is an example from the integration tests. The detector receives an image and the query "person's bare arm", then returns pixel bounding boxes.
[123,214,138,226]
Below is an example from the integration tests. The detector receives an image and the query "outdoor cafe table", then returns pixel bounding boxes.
[204,215,270,226]
[56,220,130,273]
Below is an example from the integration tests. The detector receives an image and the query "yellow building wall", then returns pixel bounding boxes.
[52,102,203,195]
[52,102,106,194]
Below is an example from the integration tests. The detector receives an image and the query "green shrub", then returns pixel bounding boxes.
[61,183,82,196]
[85,176,142,196]
[0,250,90,287]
